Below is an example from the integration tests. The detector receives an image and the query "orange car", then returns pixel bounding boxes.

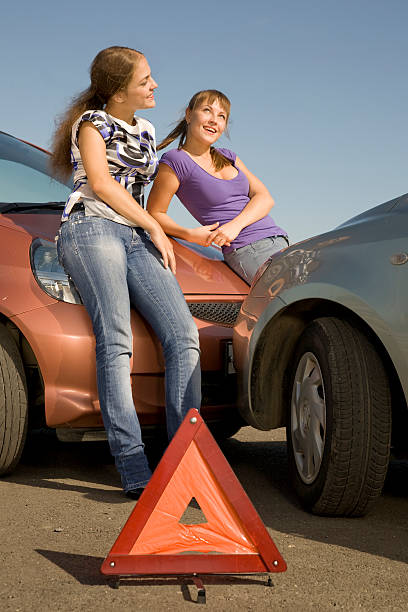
[0,131,248,475]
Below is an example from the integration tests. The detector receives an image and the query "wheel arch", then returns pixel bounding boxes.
[0,313,45,424]
[248,298,407,434]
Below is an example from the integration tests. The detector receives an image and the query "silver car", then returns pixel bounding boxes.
[233,194,408,516]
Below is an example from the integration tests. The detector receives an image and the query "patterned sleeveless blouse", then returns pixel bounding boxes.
[62,110,158,226]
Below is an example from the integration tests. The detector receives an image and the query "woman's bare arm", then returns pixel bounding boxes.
[206,156,275,248]
[147,163,219,246]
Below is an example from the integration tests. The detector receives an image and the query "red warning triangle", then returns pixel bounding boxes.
[101,409,286,576]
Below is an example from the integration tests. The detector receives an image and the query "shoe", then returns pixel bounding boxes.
[125,487,145,500]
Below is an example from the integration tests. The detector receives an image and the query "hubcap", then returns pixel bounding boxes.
[291,352,326,484]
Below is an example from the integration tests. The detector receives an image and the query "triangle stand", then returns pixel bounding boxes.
[101,409,287,601]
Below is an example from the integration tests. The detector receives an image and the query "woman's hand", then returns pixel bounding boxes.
[205,220,242,248]
[149,225,177,274]
[187,223,220,246]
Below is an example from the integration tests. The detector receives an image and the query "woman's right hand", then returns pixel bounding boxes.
[149,225,177,274]
[187,223,229,247]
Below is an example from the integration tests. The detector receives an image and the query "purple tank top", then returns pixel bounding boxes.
[159,148,286,253]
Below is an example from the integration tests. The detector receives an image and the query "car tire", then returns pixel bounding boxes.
[286,317,391,517]
[0,323,28,476]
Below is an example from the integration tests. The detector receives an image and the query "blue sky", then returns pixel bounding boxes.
[2,0,407,243]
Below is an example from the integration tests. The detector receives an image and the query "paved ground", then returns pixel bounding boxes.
[0,425,407,611]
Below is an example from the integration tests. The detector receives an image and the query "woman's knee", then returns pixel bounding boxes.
[163,314,200,352]
[95,334,132,363]
[187,319,200,348]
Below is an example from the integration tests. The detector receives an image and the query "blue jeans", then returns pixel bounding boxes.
[57,212,201,492]
[223,236,289,284]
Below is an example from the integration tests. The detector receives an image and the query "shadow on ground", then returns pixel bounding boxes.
[6,429,168,504]
[5,427,408,565]
[35,548,273,602]
[220,435,408,565]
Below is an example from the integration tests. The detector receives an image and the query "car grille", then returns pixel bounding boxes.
[188,302,241,327]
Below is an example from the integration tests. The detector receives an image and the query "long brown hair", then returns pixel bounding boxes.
[157,90,231,171]
[50,46,144,179]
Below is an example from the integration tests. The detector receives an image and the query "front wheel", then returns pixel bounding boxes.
[287,317,391,517]
[0,324,28,475]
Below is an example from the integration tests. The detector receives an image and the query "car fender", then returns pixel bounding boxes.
[270,280,406,401]
[236,272,407,431]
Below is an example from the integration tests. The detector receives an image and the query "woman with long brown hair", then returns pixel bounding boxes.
[147,90,288,284]
[51,46,201,499]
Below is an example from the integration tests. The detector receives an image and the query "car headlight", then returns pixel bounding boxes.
[30,238,82,304]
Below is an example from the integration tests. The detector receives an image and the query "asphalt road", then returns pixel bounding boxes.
[1,425,407,611]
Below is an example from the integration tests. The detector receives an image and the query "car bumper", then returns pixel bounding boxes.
[13,300,239,428]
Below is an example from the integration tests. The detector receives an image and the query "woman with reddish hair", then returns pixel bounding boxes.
[51,47,201,499]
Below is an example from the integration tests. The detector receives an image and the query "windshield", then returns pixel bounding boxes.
[0,132,71,210]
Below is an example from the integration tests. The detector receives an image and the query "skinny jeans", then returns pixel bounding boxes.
[223,235,289,284]
[57,211,201,491]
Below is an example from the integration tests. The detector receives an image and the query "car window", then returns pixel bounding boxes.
[0,133,71,205]
[0,160,71,204]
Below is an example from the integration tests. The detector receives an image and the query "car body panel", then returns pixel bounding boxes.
[13,300,235,427]
[234,195,408,428]
[0,224,56,316]
[1,211,248,298]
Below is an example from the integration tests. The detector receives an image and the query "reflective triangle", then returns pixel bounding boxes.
[101,409,287,576]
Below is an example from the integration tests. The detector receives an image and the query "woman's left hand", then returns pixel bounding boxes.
[205,220,242,248]
[149,225,177,274]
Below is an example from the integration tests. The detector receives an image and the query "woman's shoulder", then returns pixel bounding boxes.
[216,147,237,162]
[160,148,187,163]
[72,110,115,144]
[76,109,112,125]
[159,149,193,182]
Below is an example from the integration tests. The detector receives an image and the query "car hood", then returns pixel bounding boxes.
[1,212,249,296]
[336,193,406,230]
